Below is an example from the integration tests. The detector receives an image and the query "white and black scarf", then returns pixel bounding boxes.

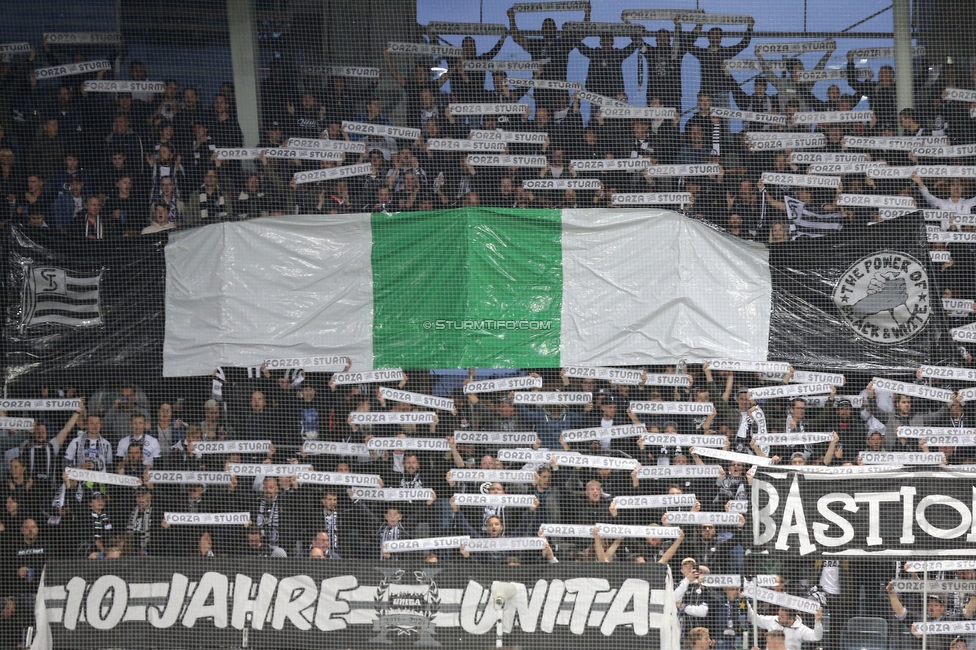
[378,521,406,558]
[127,505,154,551]
[323,509,341,554]
[22,440,57,482]
[67,434,112,472]
[255,498,280,544]
[198,187,226,220]
[482,505,506,532]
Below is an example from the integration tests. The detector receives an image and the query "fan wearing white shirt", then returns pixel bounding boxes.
[912,173,976,231]
[115,414,162,467]
[747,604,824,650]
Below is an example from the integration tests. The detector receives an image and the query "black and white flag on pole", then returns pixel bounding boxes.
[784,196,844,239]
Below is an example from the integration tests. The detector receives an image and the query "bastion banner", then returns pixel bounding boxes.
[753,469,976,556]
[32,559,678,650]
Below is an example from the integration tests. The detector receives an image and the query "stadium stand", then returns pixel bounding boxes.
[3,1,976,649]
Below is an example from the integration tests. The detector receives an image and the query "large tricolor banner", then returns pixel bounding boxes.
[6,208,939,384]
[162,208,771,373]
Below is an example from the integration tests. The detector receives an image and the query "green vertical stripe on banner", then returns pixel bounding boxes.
[370,207,562,368]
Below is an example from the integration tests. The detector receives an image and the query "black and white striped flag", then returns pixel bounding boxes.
[21,267,102,328]
[212,368,225,399]
[784,196,844,239]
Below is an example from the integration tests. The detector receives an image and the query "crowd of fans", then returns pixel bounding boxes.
[0,363,975,649]
[1,11,976,244]
[2,7,976,650]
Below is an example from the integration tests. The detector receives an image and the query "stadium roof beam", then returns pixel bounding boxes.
[477,30,900,39]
